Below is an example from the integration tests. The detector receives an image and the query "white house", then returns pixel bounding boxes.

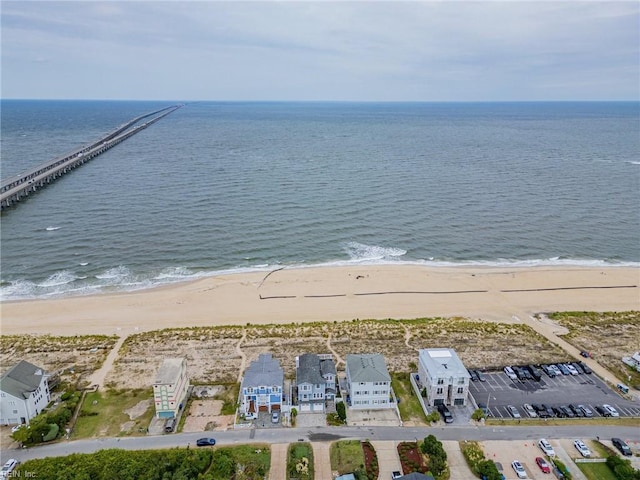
[240,353,284,418]
[345,353,393,409]
[153,358,189,419]
[296,353,337,412]
[417,348,470,406]
[0,360,50,426]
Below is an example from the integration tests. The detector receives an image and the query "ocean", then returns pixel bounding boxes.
[1,100,638,301]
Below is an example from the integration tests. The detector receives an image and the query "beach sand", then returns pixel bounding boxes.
[1,265,638,336]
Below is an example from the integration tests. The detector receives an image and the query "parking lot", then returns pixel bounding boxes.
[469,366,640,419]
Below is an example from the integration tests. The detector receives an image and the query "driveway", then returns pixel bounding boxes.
[442,440,475,479]
[371,441,401,479]
[269,443,288,480]
[313,442,332,480]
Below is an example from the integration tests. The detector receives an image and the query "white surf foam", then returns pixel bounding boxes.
[38,271,79,287]
[45,226,60,231]
[344,242,407,262]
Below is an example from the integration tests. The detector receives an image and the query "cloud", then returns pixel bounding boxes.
[1,1,638,100]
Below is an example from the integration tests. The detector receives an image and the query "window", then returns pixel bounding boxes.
[457,387,464,394]
[437,378,444,385]
[436,388,443,395]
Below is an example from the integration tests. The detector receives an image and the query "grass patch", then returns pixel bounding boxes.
[391,372,427,425]
[577,462,618,480]
[73,389,153,438]
[214,383,240,415]
[213,443,270,479]
[287,442,314,479]
[331,440,366,476]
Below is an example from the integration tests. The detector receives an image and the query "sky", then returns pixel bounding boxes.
[1,1,638,101]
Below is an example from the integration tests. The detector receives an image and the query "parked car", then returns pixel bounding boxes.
[391,472,403,479]
[523,403,537,418]
[577,405,593,417]
[557,363,571,375]
[602,404,620,417]
[578,361,592,374]
[272,411,280,423]
[507,405,521,418]
[196,438,216,447]
[478,402,491,417]
[595,405,611,417]
[568,404,584,417]
[0,460,19,480]
[548,364,562,376]
[10,425,24,433]
[572,362,586,374]
[538,439,556,457]
[515,366,532,381]
[527,365,543,381]
[580,351,590,358]
[535,456,551,474]
[574,439,591,457]
[468,369,479,381]
[475,370,486,382]
[565,364,579,376]
[560,405,575,418]
[437,404,454,423]
[504,366,518,380]
[512,460,527,479]
[612,438,632,456]
[541,364,556,377]
[552,406,566,418]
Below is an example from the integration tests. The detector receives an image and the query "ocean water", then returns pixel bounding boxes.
[1,100,638,300]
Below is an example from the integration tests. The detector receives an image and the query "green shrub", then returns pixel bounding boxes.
[606,455,640,480]
[336,402,346,421]
[471,408,485,421]
[42,424,59,442]
[552,458,572,480]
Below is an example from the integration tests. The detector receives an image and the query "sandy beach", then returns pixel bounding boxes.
[1,265,638,337]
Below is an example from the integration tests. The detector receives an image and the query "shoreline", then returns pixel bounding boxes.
[1,264,638,336]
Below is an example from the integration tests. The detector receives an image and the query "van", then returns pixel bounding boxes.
[164,417,177,433]
[617,383,630,394]
[0,459,19,479]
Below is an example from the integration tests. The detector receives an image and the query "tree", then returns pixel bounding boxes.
[477,460,502,480]
[336,401,346,421]
[471,408,485,421]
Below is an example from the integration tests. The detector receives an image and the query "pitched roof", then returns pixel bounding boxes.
[154,358,186,385]
[346,353,391,383]
[242,353,283,388]
[419,348,470,379]
[399,473,435,480]
[0,360,47,400]
[297,353,337,386]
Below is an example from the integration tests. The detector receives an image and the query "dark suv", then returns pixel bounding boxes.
[437,404,454,423]
[612,438,632,456]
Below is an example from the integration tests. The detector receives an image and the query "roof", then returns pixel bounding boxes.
[335,474,356,480]
[242,353,283,388]
[398,473,435,480]
[154,358,186,385]
[419,348,470,379]
[0,360,47,400]
[346,354,391,383]
[297,353,336,385]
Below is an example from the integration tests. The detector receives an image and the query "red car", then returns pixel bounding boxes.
[536,456,551,473]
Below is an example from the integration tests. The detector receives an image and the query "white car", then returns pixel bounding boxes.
[538,439,556,457]
[10,425,24,433]
[574,439,591,457]
[565,364,579,375]
[504,366,518,380]
[523,403,538,418]
[0,459,19,480]
[578,405,594,417]
[512,460,527,479]
[507,405,521,418]
[603,404,620,417]
[548,364,562,376]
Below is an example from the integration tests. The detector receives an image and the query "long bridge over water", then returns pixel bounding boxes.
[0,104,183,211]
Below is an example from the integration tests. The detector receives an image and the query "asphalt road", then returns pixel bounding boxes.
[6,424,640,463]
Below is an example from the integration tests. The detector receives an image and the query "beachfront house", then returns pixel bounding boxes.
[153,358,189,419]
[295,353,337,412]
[0,360,50,426]
[418,348,471,406]
[240,353,284,418]
[345,353,393,409]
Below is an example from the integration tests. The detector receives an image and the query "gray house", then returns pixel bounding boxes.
[0,360,50,426]
[295,353,337,412]
[345,353,393,409]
